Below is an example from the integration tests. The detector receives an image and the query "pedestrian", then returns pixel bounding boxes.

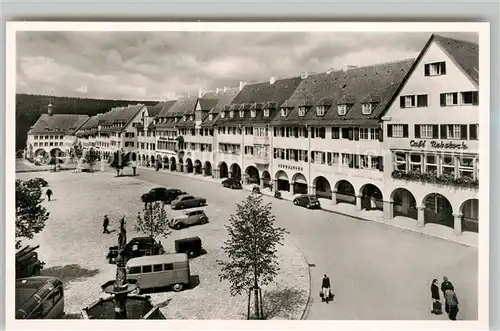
[46,188,53,202]
[430,279,442,315]
[103,215,110,234]
[321,274,332,304]
[444,289,459,320]
[441,277,455,313]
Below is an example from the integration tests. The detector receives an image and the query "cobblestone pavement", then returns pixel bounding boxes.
[108,166,478,321]
[16,171,309,320]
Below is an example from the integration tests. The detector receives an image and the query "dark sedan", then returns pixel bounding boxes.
[141,187,187,205]
[171,194,207,210]
[293,194,321,209]
[106,237,164,263]
[222,178,242,189]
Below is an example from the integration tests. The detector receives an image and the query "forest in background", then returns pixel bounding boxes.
[16,94,159,150]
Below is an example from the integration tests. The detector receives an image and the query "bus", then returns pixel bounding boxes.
[16,277,64,319]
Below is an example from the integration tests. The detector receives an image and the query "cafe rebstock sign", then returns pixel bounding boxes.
[410,140,468,150]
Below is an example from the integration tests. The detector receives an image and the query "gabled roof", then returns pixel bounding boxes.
[200,87,240,127]
[198,98,219,111]
[434,34,479,84]
[146,105,163,118]
[165,96,198,117]
[28,114,90,135]
[97,104,145,133]
[271,59,414,126]
[156,100,178,118]
[212,76,302,126]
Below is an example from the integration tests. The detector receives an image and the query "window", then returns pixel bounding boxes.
[230,111,234,118]
[394,152,407,171]
[263,109,269,117]
[461,91,479,105]
[441,156,455,176]
[153,264,163,272]
[298,107,306,117]
[425,154,438,173]
[208,114,213,121]
[250,110,256,118]
[164,263,173,270]
[459,157,474,179]
[189,115,193,121]
[370,156,379,170]
[400,95,428,108]
[331,152,339,165]
[341,153,351,166]
[361,103,372,115]
[391,124,405,138]
[425,61,446,76]
[245,146,254,155]
[440,93,458,106]
[239,110,244,118]
[360,155,369,168]
[403,95,415,108]
[183,116,186,121]
[316,106,325,116]
[410,154,422,172]
[420,125,433,139]
[337,104,347,115]
[280,108,288,117]
[128,266,141,274]
[447,125,462,140]
[331,127,340,139]
[221,112,226,119]
[359,128,376,140]
[469,124,478,140]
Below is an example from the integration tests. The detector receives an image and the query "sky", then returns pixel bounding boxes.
[16,31,478,102]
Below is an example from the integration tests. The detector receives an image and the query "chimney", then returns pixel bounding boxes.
[198,88,203,98]
[216,87,220,94]
[224,86,228,92]
[301,72,308,79]
[270,76,276,85]
[239,81,246,91]
[47,100,53,116]
[343,65,357,72]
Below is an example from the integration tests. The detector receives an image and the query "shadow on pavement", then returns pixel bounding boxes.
[41,264,100,287]
[262,287,308,319]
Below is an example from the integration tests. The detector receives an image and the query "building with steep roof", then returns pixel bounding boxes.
[381,34,479,235]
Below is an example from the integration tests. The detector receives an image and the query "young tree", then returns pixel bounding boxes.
[135,202,171,254]
[217,193,288,320]
[15,179,50,249]
[109,150,131,176]
[70,139,83,169]
[83,148,100,172]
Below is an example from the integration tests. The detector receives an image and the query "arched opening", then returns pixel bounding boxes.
[194,159,202,174]
[423,193,454,229]
[170,157,177,171]
[204,161,212,176]
[391,188,417,220]
[335,180,356,205]
[460,198,479,233]
[150,155,155,167]
[360,184,384,211]
[219,162,229,178]
[186,158,194,173]
[275,170,290,192]
[292,173,308,195]
[131,153,137,162]
[262,171,272,189]
[35,148,48,158]
[230,163,241,179]
[50,148,63,157]
[314,176,331,199]
[142,154,146,166]
[137,154,141,164]
[245,166,260,185]
[163,156,169,169]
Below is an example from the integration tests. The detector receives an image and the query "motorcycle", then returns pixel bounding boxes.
[274,191,282,199]
[252,186,261,194]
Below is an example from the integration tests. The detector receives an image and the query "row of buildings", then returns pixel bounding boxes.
[25,34,480,236]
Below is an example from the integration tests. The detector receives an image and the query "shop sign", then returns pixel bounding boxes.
[278,164,303,172]
[410,140,468,150]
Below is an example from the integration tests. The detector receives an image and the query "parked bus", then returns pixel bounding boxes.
[126,253,190,293]
[16,277,64,319]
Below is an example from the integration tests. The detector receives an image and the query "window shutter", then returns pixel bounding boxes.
[400,96,406,108]
[354,128,359,141]
[304,128,308,138]
[311,151,315,163]
[432,125,439,139]
[295,128,299,138]
[469,124,477,140]
[348,128,353,140]
[354,155,359,169]
[414,125,420,138]
[378,127,383,141]
[387,124,393,137]
[311,128,315,138]
[424,64,430,76]
[418,95,428,107]
[460,125,468,139]
[348,155,354,168]
[273,128,277,136]
[440,125,447,139]
[441,62,446,75]
[440,94,446,106]
[285,149,289,160]
[403,125,409,138]
[378,156,384,172]
[452,93,458,105]
[472,92,479,105]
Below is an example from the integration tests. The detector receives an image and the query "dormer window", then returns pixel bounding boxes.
[361,103,373,115]
[221,112,226,119]
[230,111,234,118]
[316,106,325,116]
[209,114,213,121]
[337,104,347,116]
[239,110,244,118]
[263,109,270,117]
[189,115,193,121]
[280,108,288,117]
[175,117,179,123]
[298,107,306,117]
[183,116,187,121]
[250,110,256,118]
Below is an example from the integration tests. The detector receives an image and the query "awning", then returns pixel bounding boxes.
[293,174,307,184]
[277,172,289,181]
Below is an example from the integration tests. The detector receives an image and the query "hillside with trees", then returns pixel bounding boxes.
[16,94,159,150]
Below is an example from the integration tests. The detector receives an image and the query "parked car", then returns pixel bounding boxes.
[293,194,321,209]
[141,187,186,205]
[170,210,209,229]
[16,245,45,278]
[16,277,64,319]
[222,178,242,189]
[106,237,165,264]
[171,194,207,210]
[175,236,204,258]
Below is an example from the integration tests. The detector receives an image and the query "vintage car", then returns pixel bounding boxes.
[174,236,204,258]
[171,194,207,210]
[16,276,64,319]
[221,178,242,189]
[106,237,165,264]
[16,245,45,279]
[170,210,209,230]
[141,187,187,205]
[293,194,321,209]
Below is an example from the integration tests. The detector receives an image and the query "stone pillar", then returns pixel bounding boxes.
[453,213,463,235]
[273,179,278,191]
[384,200,394,219]
[417,206,425,227]
[356,194,362,211]
[331,188,337,205]
[214,169,220,179]
[259,177,264,188]
[244,174,250,185]
[183,164,188,173]
[309,185,316,195]
[202,167,207,177]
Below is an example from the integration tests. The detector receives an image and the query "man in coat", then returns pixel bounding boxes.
[441,276,454,313]
[46,188,53,202]
[103,215,110,234]
[444,289,459,320]
[321,274,331,303]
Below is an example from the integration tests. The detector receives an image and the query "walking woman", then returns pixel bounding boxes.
[431,279,442,314]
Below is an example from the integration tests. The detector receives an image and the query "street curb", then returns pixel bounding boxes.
[297,247,313,320]
[133,166,478,248]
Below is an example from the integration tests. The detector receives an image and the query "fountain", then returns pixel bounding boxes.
[81,218,165,319]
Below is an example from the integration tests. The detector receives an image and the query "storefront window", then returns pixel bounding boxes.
[459,157,474,178]
[394,152,407,171]
[410,154,422,172]
[425,155,438,173]
[370,156,379,169]
[360,155,369,168]
[341,153,351,166]
[441,156,455,176]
